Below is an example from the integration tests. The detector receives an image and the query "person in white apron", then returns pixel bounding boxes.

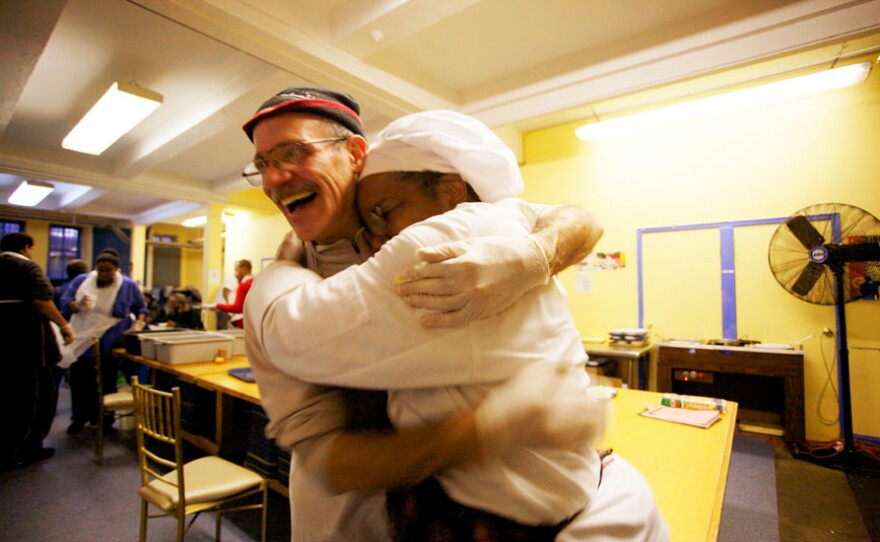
[60,251,147,435]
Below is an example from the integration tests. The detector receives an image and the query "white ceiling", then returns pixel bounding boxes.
[1,0,879,226]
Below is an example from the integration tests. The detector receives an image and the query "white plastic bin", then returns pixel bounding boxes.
[153,335,234,365]
[139,331,205,359]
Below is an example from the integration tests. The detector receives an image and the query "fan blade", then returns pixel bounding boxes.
[791,261,825,297]
[786,215,825,249]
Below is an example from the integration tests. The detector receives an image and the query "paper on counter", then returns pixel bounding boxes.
[640,404,721,428]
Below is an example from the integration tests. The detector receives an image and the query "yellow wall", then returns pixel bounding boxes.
[22,219,50,269]
[520,63,880,441]
[223,206,291,276]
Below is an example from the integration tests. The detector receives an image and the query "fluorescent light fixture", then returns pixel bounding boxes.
[576,61,872,140]
[182,216,207,228]
[182,213,233,228]
[62,81,163,155]
[8,180,54,206]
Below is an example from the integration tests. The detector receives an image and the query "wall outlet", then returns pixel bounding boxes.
[822,327,835,337]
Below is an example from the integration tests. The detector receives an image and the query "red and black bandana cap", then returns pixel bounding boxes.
[242,86,366,141]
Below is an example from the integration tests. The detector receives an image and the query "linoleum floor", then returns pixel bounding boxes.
[1,384,877,541]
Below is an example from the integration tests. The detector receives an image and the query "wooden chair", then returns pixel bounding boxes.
[94,337,134,465]
[131,376,268,542]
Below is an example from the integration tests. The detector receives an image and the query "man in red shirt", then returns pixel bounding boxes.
[208,259,253,328]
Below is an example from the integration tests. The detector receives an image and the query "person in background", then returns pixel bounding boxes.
[204,259,253,329]
[213,274,239,329]
[54,259,90,317]
[155,291,204,329]
[241,86,603,541]
[0,233,75,469]
[61,250,147,435]
[142,291,163,325]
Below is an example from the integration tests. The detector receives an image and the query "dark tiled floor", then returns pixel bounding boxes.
[774,440,878,542]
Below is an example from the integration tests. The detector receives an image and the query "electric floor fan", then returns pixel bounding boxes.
[768,202,880,476]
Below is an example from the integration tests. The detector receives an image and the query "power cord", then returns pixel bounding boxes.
[816,330,840,426]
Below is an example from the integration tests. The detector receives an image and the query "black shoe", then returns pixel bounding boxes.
[17,447,55,467]
[66,421,85,435]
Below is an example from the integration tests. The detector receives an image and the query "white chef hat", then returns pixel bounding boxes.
[359,110,523,203]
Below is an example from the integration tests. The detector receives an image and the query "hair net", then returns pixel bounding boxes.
[359,110,523,203]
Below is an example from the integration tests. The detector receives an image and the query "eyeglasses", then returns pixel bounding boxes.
[364,205,388,238]
[242,137,348,186]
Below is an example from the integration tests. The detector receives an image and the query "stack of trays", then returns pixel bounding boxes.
[609,328,649,346]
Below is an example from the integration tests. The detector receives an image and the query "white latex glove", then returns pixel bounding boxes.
[474,363,608,453]
[395,235,550,328]
[202,303,217,310]
[77,293,96,311]
[131,320,146,332]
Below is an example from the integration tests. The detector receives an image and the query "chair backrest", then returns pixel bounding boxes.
[131,376,186,508]
[93,337,103,397]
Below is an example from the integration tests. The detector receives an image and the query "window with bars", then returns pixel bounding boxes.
[0,220,24,237]
[47,225,82,279]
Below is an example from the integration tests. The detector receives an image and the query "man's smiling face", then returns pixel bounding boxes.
[253,113,365,244]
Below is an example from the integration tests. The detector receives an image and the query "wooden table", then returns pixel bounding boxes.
[121,350,738,539]
[604,388,738,542]
[119,350,255,455]
[656,343,804,443]
[583,340,655,389]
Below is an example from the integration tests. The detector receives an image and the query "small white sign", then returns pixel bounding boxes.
[208,269,221,285]
[575,270,593,293]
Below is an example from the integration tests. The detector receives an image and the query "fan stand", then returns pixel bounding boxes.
[797,270,880,477]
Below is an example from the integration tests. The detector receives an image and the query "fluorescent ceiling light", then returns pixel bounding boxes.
[576,61,872,140]
[182,213,233,228]
[182,216,207,228]
[62,81,163,155]
[8,180,54,207]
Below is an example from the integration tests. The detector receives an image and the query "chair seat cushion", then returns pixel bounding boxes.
[138,456,264,511]
[104,391,134,410]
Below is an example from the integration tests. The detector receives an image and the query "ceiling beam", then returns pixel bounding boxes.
[0,148,226,204]
[129,0,456,119]
[0,0,67,136]
[112,68,290,179]
[131,200,204,226]
[330,0,481,58]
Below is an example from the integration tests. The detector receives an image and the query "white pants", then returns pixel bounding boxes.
[557,455,671,542]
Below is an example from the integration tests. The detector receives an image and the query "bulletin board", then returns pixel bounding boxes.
[637,216,788,340]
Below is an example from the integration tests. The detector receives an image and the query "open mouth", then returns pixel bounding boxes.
[281,190,317,213]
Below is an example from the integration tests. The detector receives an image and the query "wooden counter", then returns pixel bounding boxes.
[656,343,804,443]
[120,350,738,538]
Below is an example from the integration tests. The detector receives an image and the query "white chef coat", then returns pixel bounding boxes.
[246,199,669,541]
[250,199,598,525]
[558,455,671,542]
[245,234,391,542]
